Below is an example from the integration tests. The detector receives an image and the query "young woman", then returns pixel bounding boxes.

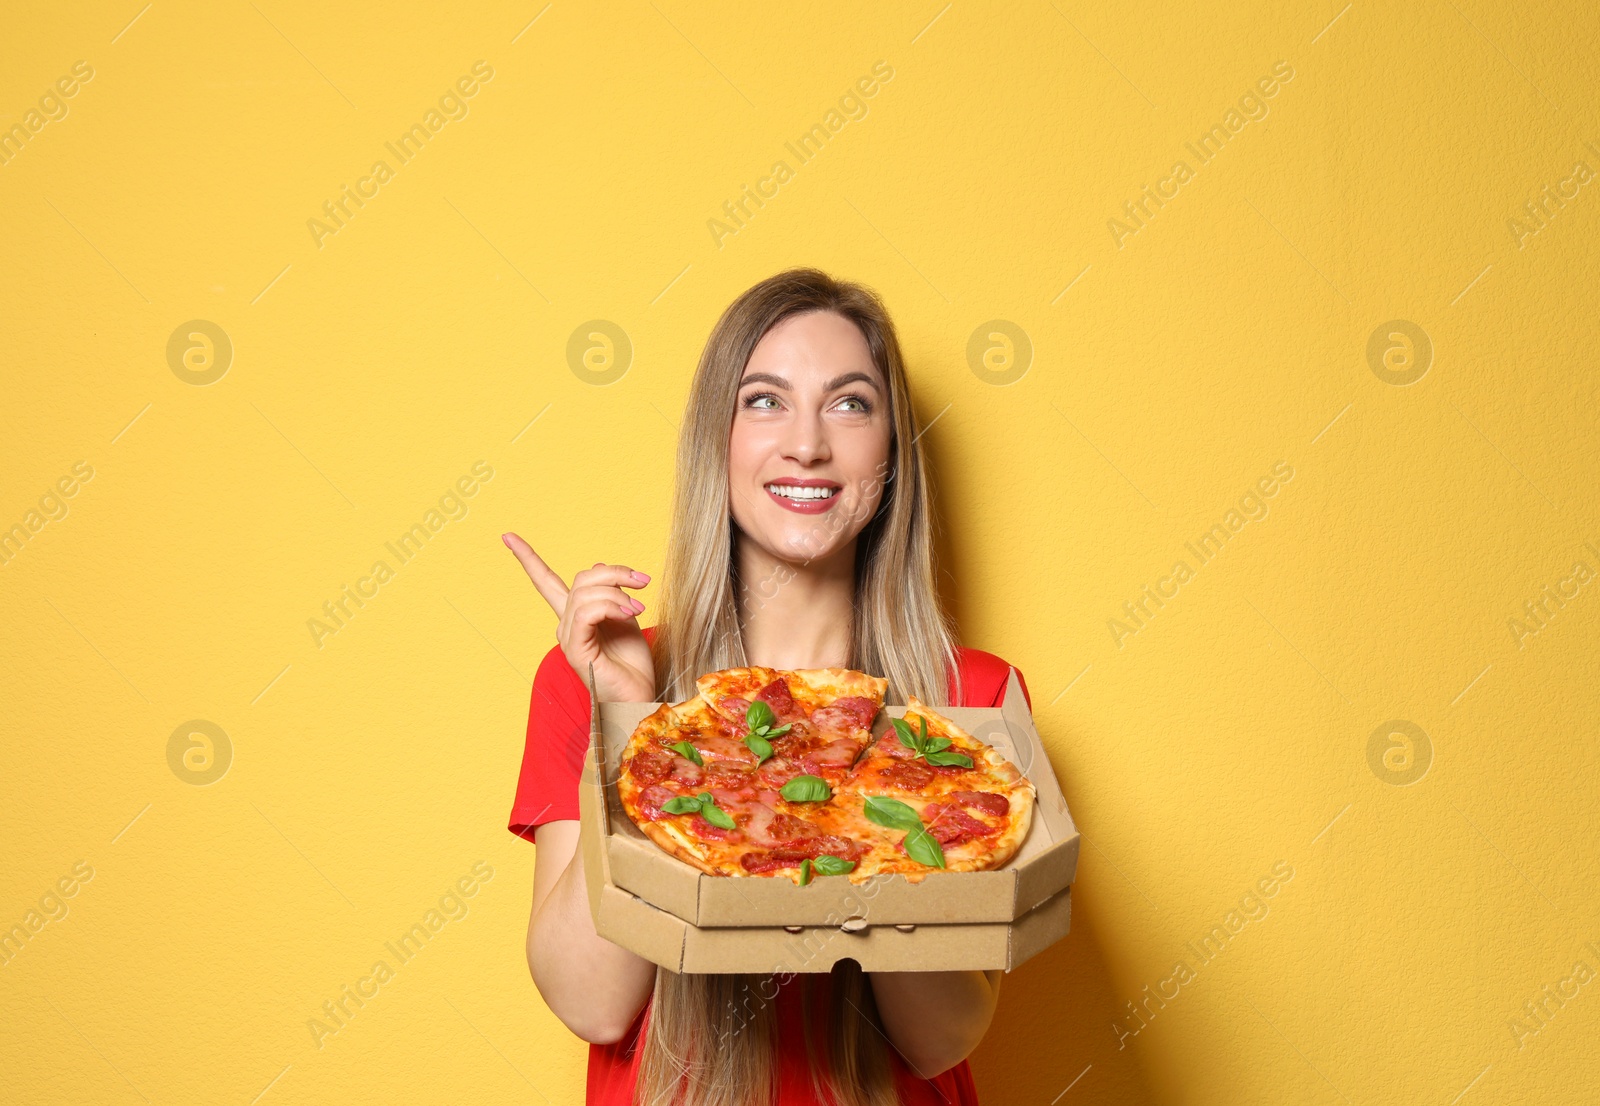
[504,268,1034,1105]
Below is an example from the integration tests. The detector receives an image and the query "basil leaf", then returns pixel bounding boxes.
[746,700,776,733]
[863,795,924,831]
[925,749,973,768]
[661,795,703,815]
[811,854,856,876]
[798,857,813,885]
[669,740,704,766]
[767,723,792,738]
[744,734,773,764]
[699,800,736,830]
[890,716,920,751]
[780,774,831,802]
[904,825,946,869]
[893,716,952,762]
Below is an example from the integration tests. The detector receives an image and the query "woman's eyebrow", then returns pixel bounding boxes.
[738,370,882,392]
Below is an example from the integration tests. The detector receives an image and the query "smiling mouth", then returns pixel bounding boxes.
[764,483,841,501]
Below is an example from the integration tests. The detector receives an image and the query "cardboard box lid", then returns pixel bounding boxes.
[583,665,1080,928]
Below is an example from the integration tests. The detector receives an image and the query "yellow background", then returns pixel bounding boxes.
[3,1,1597,1103]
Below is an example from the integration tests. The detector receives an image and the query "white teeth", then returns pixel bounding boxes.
[767,484,838,500]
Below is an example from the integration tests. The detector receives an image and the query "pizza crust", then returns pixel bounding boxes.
[613,701,674,836]
[633,815,746,878]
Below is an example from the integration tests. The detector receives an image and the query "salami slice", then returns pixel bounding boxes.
[799,737,862,775]
[923,803,1001,846]
[767,812,821,841]
[737,833,863,872]
[691,733,758,763]
[635,785,677,822]
[701,761,758,790]
[719,697,751,736]
[809,702,872,737]
[668,756,704,787]
[877,731,917,759]
[951,790,1010,816]
[756,756,804,788]
[626,748,673,786]
[686,812,745,843]
[931,752,980,776]
[755,677,803,722]
[738,849,808,873]
[880,759,934,791]
[770,718,815,752]
[828,696,879,730]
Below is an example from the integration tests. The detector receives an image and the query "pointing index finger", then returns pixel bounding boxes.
[502,532,569,615]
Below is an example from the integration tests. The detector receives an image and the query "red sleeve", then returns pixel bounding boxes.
[507,644,593,840]
[952,647,1033,711]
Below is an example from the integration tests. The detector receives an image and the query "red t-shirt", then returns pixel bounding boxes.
[507,626,1033,1105]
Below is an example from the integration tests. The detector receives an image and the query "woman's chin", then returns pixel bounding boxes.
[733,505,867,566]
[787,533,857,565]
[739,529,848,568]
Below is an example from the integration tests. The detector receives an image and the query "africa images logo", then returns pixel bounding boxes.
[1107,61,1294,249]
[307,461,494,648]
[306,62,495,248]
[706,61,894,248]
[1113,861,1294,1048]
[1107,461,1294,647]
[0,61,94,168]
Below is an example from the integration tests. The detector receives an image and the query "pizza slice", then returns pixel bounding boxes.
[758,667,886,788]
[776,667,888,718]
[694,666,792,729]
[837,697,1035,882]
[694,666,887,790]
[617,696,766,802]
[695,666,885,730]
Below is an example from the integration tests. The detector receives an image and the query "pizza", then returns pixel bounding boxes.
[613,667,1036,885]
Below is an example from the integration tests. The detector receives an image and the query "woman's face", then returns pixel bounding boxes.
[727,310,893,566]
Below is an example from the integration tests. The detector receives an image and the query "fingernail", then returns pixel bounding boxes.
[632,571,650,583]
[501,534,511,547]
[631,598,646,612]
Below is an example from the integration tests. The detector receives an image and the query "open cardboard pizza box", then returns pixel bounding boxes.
[578,667,1079,973]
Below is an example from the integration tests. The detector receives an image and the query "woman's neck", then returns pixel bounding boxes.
[735,536,857,670]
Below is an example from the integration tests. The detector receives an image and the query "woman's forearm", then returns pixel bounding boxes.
[867,968,1003,1077]
[525,821,657,1043]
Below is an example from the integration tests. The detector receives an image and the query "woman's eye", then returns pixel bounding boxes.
[740,391,873,413]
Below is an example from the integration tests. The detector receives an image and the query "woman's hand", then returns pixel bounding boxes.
[502,533,657,702]
[506,533,659,1042]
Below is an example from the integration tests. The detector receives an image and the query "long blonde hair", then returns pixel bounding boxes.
[637,268,962,1106]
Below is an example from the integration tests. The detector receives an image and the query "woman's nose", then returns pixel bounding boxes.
[781,409,830,464]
